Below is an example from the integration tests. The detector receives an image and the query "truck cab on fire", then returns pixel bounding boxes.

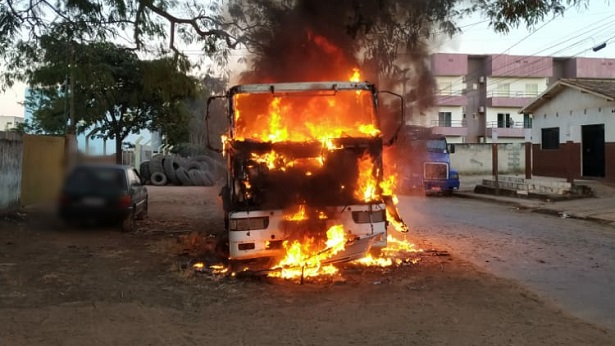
[207,81,407,271]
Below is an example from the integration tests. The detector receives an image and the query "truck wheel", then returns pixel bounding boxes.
[215,232,230,258]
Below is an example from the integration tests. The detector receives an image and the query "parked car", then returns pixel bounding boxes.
[58,163,148,231]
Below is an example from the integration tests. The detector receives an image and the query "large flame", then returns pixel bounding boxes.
[233,70,378,143]
[355,153,379,202]
[354,234,422,267]
[223,68,416,280]
[269,224,348,279]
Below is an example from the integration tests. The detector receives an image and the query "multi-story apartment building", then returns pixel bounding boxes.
[0,115,24,131]
[428,53,615,143]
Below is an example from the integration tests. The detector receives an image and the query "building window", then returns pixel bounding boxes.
[497,113,514,128]
[438,112,452,127]
[496,83,510,97]
[541,127,560,149]
[525,83,538,97]
[439,82,452,96]
[523,114,532,128]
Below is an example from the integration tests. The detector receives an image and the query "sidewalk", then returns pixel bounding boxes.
[455,175,615,225]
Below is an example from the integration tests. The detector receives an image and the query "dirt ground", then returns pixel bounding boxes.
[0,186,612,345]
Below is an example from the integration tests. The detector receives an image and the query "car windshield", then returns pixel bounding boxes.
[426,139,448,153]
[65,166,127,192]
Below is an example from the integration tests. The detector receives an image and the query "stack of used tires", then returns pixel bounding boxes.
[139,154,226,187]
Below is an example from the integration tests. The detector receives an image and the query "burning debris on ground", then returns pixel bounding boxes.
[185,230,435,285]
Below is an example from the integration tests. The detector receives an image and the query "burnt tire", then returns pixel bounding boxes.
[151,172,168,186]
[210,160,227,180]
[149,155,164,174]
[176,167,193,186]
[187,161,208,171]
[202,171,215,186]
[139,161,151,182]
[188,170,204,185]
[163,156,180,185]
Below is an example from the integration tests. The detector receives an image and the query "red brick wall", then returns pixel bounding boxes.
[606,143,615,182]
[532,143,581,180]
[533,142,615,182]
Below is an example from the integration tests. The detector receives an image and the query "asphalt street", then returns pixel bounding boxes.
[397,195,615,334]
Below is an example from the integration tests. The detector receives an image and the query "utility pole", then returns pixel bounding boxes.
[492,129,499,195]
[64,42,78,172]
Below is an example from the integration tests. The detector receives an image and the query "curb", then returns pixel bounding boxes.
[453,192,613,226]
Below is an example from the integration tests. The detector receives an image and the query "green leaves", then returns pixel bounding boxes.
[26,39,197,161]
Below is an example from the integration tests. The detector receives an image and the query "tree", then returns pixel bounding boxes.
[27,38,198,163]
[0,0,590,89]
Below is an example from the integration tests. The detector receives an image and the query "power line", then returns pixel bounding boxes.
[434,16,615,104]
[434,12,614,96]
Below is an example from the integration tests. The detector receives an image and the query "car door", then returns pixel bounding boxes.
[127,169,146,214]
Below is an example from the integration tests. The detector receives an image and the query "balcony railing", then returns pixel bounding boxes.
[435,90,464,96]
[487,121,531,129]
[486,90,539,98]
[430,119,467,127]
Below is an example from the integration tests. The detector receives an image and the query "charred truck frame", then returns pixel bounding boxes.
[207,81,406,268]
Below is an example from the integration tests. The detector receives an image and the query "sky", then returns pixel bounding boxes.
[1,1,613,122]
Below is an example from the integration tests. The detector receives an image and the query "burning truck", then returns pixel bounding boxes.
[207,72,409,278]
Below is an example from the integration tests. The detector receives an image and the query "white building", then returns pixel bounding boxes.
[0,115,24,131]
[520,78,615,182]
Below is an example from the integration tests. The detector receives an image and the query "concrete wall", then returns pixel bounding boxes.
[431,53,468,76]
[486,77,548,98]
[21,135,65,206]
[486,55,553,77]
[450,143,525,175]
[529,91,615,144]
[0,131,23,212]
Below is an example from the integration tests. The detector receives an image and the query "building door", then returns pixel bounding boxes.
[582,124,605,178]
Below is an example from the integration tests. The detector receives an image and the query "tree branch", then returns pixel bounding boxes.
[144,3,249,51]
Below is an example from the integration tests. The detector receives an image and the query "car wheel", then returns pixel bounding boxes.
[136,199,148,220]
[121,211,135,232]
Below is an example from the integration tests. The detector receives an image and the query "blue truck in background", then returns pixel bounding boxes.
[395,126,460,196]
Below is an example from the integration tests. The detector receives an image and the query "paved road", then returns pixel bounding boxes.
[397,195,615,333]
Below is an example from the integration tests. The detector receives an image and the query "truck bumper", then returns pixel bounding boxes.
[227,204,387,261]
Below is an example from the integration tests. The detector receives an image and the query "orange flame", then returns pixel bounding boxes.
[349,68,361,82]
[355,154,379,202]
[354,234,422,267]
[223,68,415,279]
[269,224,348,279]
[286,205,307,221]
